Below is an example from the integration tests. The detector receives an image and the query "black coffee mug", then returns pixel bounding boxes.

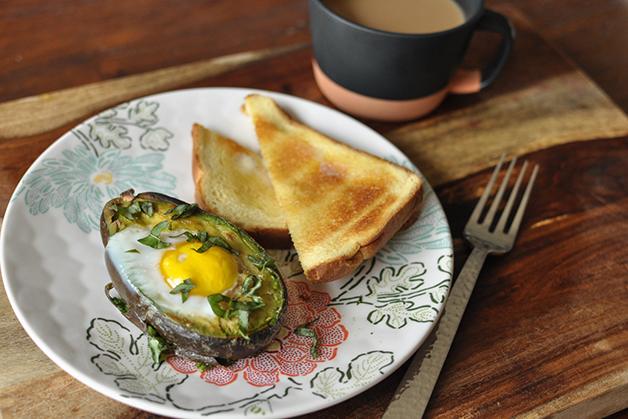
[309,0,515,121]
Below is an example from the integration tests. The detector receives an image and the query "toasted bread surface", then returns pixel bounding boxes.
[191,123,291,249]
[244,94,423,283]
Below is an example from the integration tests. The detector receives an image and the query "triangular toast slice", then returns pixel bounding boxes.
[243,94,423,284]
[191,123,291,249]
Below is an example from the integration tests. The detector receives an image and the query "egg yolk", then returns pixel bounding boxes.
[160,242,239,296]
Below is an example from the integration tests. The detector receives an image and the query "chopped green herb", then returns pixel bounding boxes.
[207,294,232,318]
[195,362,212,372]
[197,235,236,254]
[172,230,239,255]
[146,324,171,364]
[238,310,250,335]
[109,200,154,222]
[109,202,141,220]
[138,221,170,249]
[295,319,319,359]
[169,278,195,302]
[165,203,199,220]
[241,275,264,304]
[110,296,129,314]
[139,201,154,217]
[248,254,277,271]
[232,300,266,312]
[125,249,140,254]
[207,292,267,339]
[174,231,198,242]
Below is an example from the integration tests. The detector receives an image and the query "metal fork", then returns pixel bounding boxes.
[382,154,539,419]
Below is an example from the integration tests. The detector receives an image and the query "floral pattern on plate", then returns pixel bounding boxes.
[10,99,177,234]
[167,280,349,387]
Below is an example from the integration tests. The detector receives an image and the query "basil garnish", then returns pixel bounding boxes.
[146,324,170,364]
[195,362,212,372]
[207,293,267,339]
[248,254,278,271]
[109,200,154,220]
[109,202,141,220]
[295,319,319,359]
[169,278,195,302]
[139,201,154,217]
[198,234,237,254]
[207,294,231,318]
[172,231,239,255]
[110,296,129,314]
[165,203,199,220]
[241,275,264,304]
[137,220,170,249]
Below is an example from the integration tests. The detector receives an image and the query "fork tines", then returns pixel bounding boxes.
[469,153,539,237]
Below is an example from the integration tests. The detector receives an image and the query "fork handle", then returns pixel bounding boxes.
[383,246,489,419]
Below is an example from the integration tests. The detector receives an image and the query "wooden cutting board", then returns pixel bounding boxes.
[1,6,628,419]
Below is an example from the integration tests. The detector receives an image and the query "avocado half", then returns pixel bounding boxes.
[100,190,288,364]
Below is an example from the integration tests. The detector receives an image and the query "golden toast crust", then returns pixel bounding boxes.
[244,94,423,284]
[191,123,292,249]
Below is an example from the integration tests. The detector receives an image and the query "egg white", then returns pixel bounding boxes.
[106,225,233,322]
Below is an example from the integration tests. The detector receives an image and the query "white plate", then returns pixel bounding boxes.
[0,88,452,418]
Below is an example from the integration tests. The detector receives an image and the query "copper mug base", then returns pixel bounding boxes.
[313,60,482,122]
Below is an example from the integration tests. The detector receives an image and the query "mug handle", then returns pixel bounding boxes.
[449,9,515,94]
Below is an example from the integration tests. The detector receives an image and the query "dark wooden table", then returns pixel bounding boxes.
[2,1,628,418]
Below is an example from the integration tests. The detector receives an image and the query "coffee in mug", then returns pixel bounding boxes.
[324,0,466,34]
[308,0,515,121]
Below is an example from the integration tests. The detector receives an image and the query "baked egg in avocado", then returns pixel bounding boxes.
[100,190,288,365]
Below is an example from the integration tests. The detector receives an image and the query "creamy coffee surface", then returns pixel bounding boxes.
[324,0,466,34]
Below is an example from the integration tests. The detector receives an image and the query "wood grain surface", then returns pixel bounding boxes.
[2,1,628,419]
[0,43,308,139]
[427,136,628,419]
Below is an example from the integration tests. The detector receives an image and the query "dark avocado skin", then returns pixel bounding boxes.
[101,189,289,363]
